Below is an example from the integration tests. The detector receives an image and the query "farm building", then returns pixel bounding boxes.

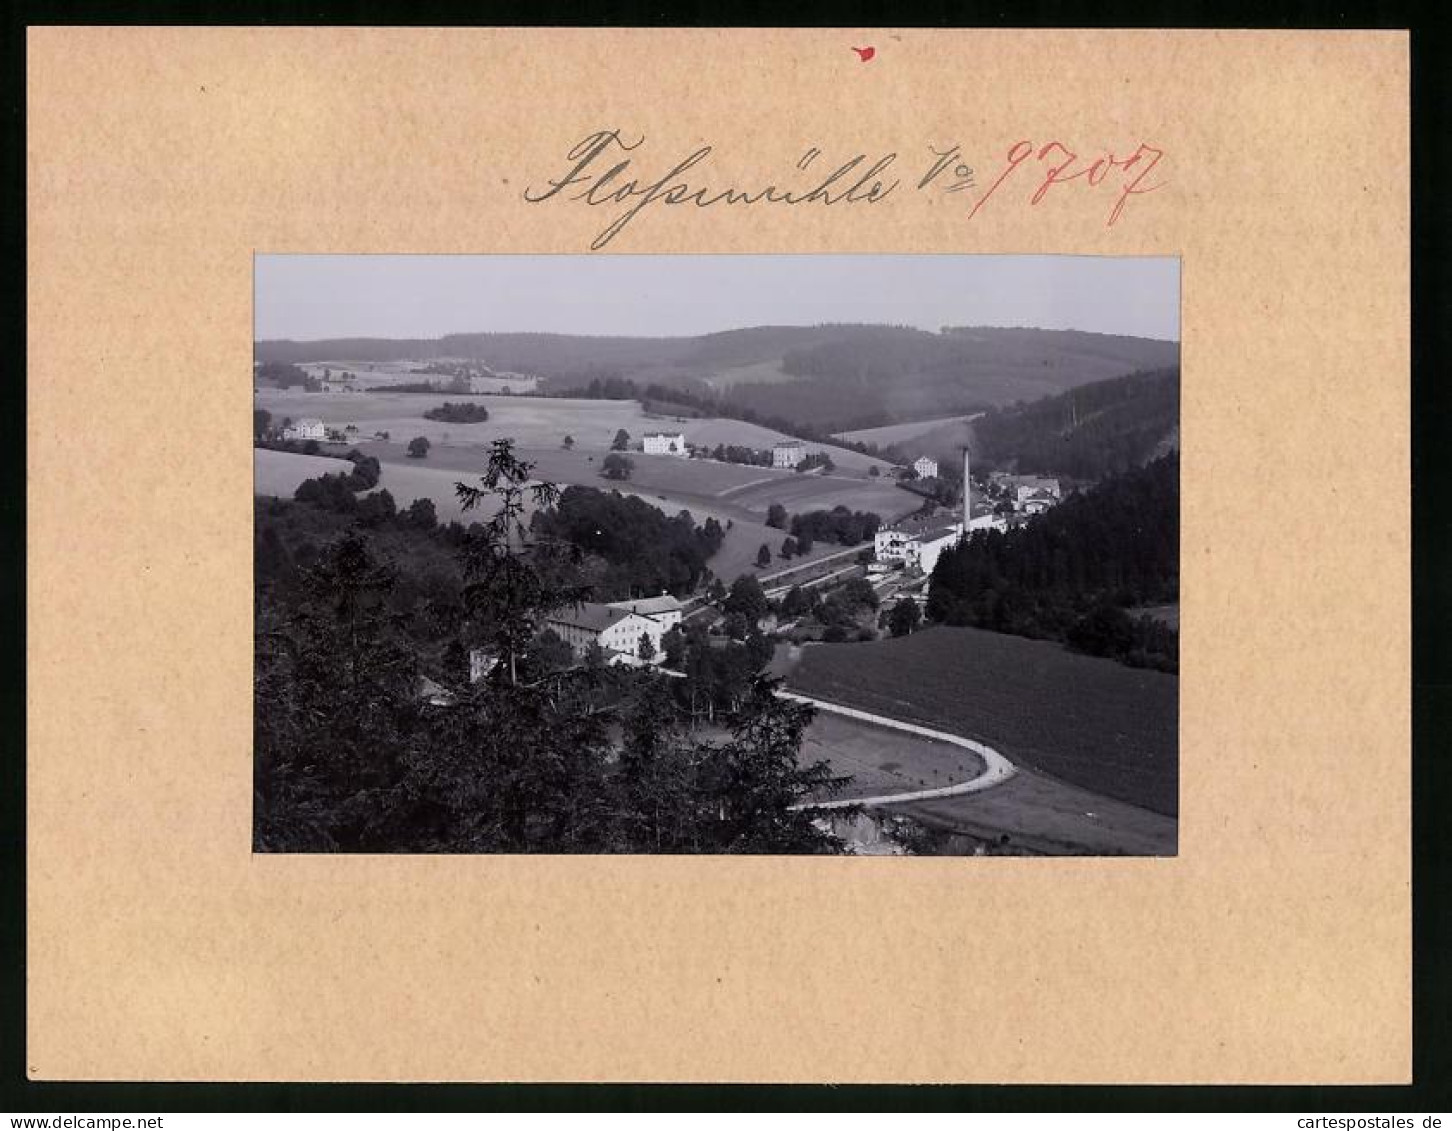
[772,440,809,469]
[606,592,684,631]
[282,418,326,442]
[993,474,1062,502]
[642,431,688,456]
[913,456,940,479]
[543,602,666,663]
[1021,490,1057,515]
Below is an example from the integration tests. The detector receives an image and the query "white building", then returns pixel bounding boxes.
[910,523,964,576]
[642,432,687,457]
[874,527,917,563]
[874,518,966,575]
[543,602,665,663]
[913,456,939,479]
[606,592,684,631]
[282,418,326,441]
[773,440,808,469]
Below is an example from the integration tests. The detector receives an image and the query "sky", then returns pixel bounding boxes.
[254,255,1180,342]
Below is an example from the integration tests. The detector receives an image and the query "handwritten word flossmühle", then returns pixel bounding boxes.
[524,130,899,250]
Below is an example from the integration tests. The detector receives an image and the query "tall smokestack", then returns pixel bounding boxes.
[962,445,971,537]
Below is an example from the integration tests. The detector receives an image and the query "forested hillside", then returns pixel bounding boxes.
[927,453,1179,670]
[968,367,1180,481]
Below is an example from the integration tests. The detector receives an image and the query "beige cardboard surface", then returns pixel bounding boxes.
[26,28,1409,1083]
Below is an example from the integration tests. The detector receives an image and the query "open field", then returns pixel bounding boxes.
[787,626,1178,816]
[834,413,981,448]
[893,769,1177,855]
[253,449,356,498]
[255,390,893,473]
[799,712,986,801]
[256,390,648,448]
[255,390,917,582]
[720,473,912,520]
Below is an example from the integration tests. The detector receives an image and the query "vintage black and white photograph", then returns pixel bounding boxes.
[253,254,1180,856]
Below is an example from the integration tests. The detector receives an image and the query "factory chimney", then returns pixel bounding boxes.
[961,445,971,538]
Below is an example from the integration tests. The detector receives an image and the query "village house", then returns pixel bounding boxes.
[913,456,940,479]
[1021,490,1057,515]
[642,431,688,457]
[772,440,809,469]
[543,602,666,663]
[606,592,684,631]
[282,418,326,442]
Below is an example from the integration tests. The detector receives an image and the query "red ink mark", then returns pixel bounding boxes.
[851,46,876,61]
[967,140,1033,220]
[968,138,1166,226]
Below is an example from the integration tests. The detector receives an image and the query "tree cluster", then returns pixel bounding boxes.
[926,453,1179,671]
[255,440,851,854]
[788,506,883,549]
[422,401,491,423]
[530,485,725,598]
[794,452,836,474]
[256,361,318,390]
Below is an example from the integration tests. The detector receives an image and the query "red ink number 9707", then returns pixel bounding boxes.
[968,140,1166,227]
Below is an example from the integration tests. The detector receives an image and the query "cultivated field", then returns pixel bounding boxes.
[253,449,356,498]
[894,769,1177,856]
[834,413,981,448]
[787,626,1179,816]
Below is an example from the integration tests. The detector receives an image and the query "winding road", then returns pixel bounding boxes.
[780,690,1017,810]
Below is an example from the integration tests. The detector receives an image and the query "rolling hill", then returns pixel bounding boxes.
[255,324,1179,436]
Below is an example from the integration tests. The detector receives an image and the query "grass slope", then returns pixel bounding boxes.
[833,414,980,448]
[788,626,1178,816]
[253,449,357,498]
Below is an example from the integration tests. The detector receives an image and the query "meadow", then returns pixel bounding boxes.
[893,770,1178,855]
[834,413,981,448]
[253,449,357,499]
[254,390,920,582]
[787,626,1179,816]
[256,388,896,472]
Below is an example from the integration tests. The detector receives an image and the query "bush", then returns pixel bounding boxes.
[407,436,431,459]
[601,452,634,480]
[422,402,490,424]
